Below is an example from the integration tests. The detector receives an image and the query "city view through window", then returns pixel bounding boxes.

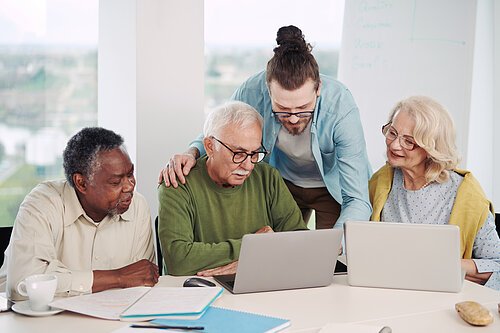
[0,1,98,226]
[0,1,344,227]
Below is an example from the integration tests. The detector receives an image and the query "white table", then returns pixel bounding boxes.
[1,275,499,333]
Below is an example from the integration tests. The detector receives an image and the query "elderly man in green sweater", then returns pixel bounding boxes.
[158,101,307,276]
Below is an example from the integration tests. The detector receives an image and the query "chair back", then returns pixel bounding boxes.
[0,226,13,267]
[495,213,500,238]
[154,217,164,275]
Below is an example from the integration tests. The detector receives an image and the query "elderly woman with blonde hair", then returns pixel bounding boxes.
[369,96,500,290]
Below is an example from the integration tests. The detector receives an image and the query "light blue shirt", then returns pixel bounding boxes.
[190,71,372,229]
[382,168,500,290]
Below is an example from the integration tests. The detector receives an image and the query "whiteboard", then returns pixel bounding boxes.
[338,0,477,171]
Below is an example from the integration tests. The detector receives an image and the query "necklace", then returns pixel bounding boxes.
[420,181,432,189]
[403,178,433,190]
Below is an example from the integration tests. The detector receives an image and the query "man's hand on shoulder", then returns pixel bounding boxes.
[92,259,159,293]
[158,148,199,188]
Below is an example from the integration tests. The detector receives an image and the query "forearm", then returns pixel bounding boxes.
[165,239,242,276]
[186,146,200,159]
[333,108,373,227]
[93,259,159,292]
[467,213,500,288]
[462,259,496,286]
[8,258,94,300]
[7,216,94,299]
[471,259,500,288]
[188,133,204,157]
[336,197,372,229]
[92,269,121,293]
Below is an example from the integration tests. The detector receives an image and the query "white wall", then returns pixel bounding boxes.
[99,0,204,218]
[98,0,137,162]
[467,0,494,199]
[494,2,500,210]
[339,0,477,172]
[99,1,500,212]
[339,0,499,207]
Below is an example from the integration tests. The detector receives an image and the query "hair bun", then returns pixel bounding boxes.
[275,25,311,53]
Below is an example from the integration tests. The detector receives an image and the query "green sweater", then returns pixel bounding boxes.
[158,156,307,275]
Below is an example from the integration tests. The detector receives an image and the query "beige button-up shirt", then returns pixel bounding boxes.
[0,180,154,300]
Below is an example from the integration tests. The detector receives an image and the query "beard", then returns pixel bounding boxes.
[281,118,312,136]
[107,194,133,217]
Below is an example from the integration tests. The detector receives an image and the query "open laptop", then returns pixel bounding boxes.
[214,229,343,294]
[344,221,464,293]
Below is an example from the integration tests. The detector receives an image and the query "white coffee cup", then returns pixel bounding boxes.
[16,274,58,311]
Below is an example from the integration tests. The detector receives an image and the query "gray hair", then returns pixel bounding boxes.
[387,96,460,183]
[203,101,263,138]
[63,127,125,187]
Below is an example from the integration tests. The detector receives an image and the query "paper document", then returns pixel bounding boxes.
[49,286,223,321]
[121,287,223,320]
[50,287,149,320]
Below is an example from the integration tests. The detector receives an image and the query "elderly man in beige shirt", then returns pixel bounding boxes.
[0,127,158,301]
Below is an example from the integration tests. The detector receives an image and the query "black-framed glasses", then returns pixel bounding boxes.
[272,110,314,120]
[212,137,268,164]
[271,94,317,120]
[382,123,419,151]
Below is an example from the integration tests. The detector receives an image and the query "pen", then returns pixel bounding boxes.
[130,324,205,330]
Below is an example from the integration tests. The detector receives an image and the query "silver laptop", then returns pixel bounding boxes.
[214,229,343,294]
[344,221,464,293]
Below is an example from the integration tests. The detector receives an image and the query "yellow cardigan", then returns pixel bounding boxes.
[369,164,494,259]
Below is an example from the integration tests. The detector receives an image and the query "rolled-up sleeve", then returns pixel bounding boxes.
[471,212,500,290]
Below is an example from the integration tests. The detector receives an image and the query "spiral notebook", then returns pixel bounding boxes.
[151,306,290,333]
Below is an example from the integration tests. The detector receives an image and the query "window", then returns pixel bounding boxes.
[204,0,345,229]
[0,0,98,226]
[204,0,345,112]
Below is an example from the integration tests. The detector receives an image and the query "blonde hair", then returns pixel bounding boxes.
[387,96,460,183]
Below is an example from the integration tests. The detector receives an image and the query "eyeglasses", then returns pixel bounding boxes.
[382,123,419,151]
[212,137,268,164]
[271,95,317,120]
[272,110,314,120]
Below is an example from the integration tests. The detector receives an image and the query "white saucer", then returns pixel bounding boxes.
[12,300,64,317]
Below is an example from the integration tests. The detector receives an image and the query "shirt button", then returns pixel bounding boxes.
[94,256,99,260]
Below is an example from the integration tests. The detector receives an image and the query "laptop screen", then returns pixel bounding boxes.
[345,221,463,292]
[215,229,343,294]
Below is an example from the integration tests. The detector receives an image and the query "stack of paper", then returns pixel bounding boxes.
[49,286,223,321]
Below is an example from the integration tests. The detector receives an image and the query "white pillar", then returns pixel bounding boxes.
[99,0,204,217]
